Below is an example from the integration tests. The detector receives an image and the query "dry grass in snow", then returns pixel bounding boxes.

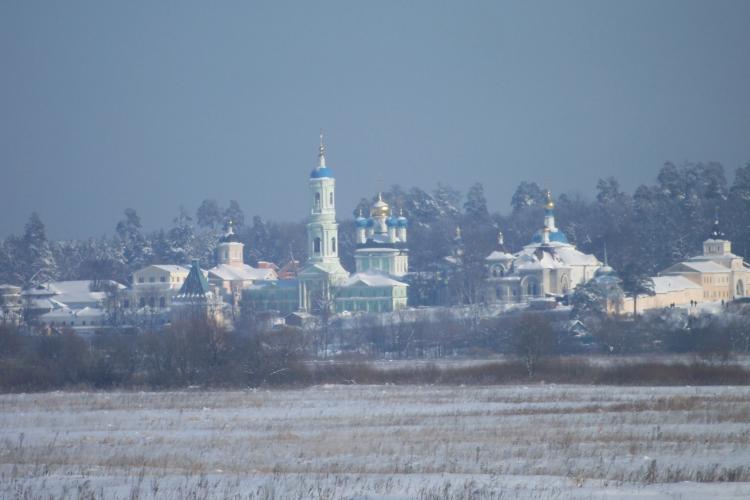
[1,385,750,499]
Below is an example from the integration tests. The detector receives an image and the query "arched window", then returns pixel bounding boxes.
[329,192,334,205]
[331,237,336,253]
[314,193,321,210]
[314,237,321,254]
[737,280,745,297]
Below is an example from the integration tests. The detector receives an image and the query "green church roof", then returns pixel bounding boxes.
[178,259,210,297]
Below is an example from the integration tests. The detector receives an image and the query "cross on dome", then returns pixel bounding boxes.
[318,130,326,168]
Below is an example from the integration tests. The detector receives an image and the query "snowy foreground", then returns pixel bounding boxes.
[1,385,750,499]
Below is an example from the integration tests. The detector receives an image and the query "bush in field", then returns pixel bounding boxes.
[512,313,557,377]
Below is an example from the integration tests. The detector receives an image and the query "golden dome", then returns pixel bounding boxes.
[545,190,555,209]
[370,193,390,217]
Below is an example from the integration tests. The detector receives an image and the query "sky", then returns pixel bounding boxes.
[1,0,749,239]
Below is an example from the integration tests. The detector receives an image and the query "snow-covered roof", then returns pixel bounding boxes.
[341,272,408,288]
[23,280,124,306]
[651,276,702,294]
[361,234,404,247]
[245,279,299,291]
[76,307,105,317]
[146,265,190,274]
[514,249,568,271]
[513,244,600,271]
[678,261,730,273]
[486,250,514,261]
[40,306,105,320]
[208,264,277,282]
[356,247,401,254]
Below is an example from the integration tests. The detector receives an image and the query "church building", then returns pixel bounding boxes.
[243,135,409,316]
[485,191,602,302]
[354,194,409,277]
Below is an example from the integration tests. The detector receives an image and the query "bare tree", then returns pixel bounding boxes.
[513,313,556,377]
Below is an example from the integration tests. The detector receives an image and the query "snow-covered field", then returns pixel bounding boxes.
[2,385,750,499]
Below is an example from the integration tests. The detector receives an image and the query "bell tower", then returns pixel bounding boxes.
[307,132,341,264]
[298,132,349,312]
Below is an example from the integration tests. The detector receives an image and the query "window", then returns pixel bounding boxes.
[160,276,166,283]
[738,280,745,296]
[138,277,144,283]
[314,237,321,254]
[139,298,146,308]
[123,299,130,308]
[149,297,155,308]
[331,237,336,253]
[159,297,166,308]
[329,192,334,205]
[314,192,321,210]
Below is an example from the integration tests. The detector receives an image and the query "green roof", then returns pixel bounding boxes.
[178,260,210,297]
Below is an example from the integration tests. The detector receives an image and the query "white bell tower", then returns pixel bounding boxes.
[307,133,341,264]
[298,132,349,312]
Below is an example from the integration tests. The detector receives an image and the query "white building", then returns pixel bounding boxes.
[244,135,409,316]
[485,191,601,302]
[207,221,277,312]
[23,280,125,331]
[354,194,409,277]
[127,265,190,310]
[624,220,750,313]
[296,134,351,312]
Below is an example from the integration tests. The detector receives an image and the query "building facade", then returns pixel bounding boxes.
[354,194,409,277]
[244,135,409,317]
[624,220,750,313]
[485,192,601,303]
[127,265,189,311]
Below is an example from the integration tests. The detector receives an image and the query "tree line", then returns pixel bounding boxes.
[1,161,749,296]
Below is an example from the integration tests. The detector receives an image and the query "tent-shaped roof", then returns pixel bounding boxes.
[177,260,210,298]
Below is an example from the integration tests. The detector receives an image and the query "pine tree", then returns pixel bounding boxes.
[166,206,196,264]
[115,208,152,272]
[21,212,57,286]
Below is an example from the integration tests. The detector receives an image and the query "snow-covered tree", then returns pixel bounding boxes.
[166,206,196,264]
[21,212,58,286]
[115,208,152,272]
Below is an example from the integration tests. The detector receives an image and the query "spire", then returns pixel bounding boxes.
[497,231,505,248]
[712,206,724,238]
[226,219,234,236]
[318,129,326,168]
[604,242,608,266]
[178,259,210,298]
[543,190,557,232]
[545,190,555,210]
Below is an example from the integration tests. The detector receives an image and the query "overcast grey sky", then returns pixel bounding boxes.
[1,0,749,239]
